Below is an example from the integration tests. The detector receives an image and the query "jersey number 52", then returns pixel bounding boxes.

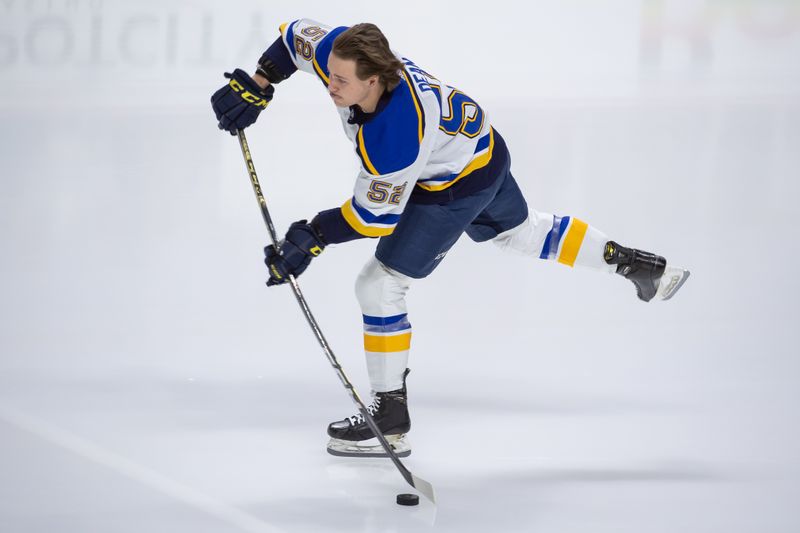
[367,181,407,205]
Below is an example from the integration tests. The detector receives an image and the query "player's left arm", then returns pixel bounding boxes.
[263,157,428,287]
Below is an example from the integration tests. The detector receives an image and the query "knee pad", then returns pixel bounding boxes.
[491,210,553,256]
[355,257,413,317]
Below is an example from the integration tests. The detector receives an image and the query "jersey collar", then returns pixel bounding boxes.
[347,88,393,125]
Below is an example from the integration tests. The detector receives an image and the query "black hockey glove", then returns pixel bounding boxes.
[211,68,274,135]
[264,220,326,286]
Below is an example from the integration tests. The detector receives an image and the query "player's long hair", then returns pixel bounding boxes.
[332,23,404,90]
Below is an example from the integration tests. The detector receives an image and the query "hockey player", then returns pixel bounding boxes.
[211,19,689,458]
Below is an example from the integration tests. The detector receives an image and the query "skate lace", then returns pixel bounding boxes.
[348,396,381,425]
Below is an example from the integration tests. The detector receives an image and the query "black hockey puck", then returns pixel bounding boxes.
[396,493,419,506]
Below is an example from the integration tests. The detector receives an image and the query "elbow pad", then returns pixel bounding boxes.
[257,37,297,84]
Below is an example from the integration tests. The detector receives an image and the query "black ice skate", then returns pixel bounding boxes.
[604,241,690,302]
[326,369,411,458]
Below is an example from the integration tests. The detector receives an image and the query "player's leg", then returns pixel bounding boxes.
[325,258,414,458]
[326,185,503,457]
[467,163,689,302]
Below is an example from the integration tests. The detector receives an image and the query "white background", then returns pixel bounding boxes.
[1,1,799,532]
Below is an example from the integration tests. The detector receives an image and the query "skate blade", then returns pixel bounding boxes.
[657,266,690,301]
[326,434,411,458]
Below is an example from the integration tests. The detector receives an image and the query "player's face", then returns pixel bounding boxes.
[328,53,378,108]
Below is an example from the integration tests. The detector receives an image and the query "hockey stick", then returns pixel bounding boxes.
[235,129,436,504]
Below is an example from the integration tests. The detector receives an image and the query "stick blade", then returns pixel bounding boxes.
[410,473,436,504]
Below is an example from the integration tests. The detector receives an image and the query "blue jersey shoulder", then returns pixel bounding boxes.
[357,73,425,176]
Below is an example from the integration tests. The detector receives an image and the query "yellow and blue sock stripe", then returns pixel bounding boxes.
[363,313,412,353]
[539,215,589,267]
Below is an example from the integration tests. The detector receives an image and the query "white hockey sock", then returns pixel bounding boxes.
[355,257,413,393]
[492,211,616,273]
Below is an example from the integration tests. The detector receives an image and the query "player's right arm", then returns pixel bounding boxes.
[211,18,345,134]
[257,19,348,88]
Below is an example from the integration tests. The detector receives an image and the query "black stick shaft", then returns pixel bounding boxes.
[235,130,434,503]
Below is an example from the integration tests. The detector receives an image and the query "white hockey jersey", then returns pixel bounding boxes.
[278,18,496,237]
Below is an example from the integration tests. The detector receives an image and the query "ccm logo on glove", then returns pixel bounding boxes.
[228,78,270,108]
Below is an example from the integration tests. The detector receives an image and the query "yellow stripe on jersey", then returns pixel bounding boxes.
[364,332,412,353]
[400,70,424,143]
[416,128,495,192]
[279,22,288,35]
[357,127,380,176]
[558,218,589,267]
[340,199,395,237]
[453,128,494,178]
[313,56,330,85]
